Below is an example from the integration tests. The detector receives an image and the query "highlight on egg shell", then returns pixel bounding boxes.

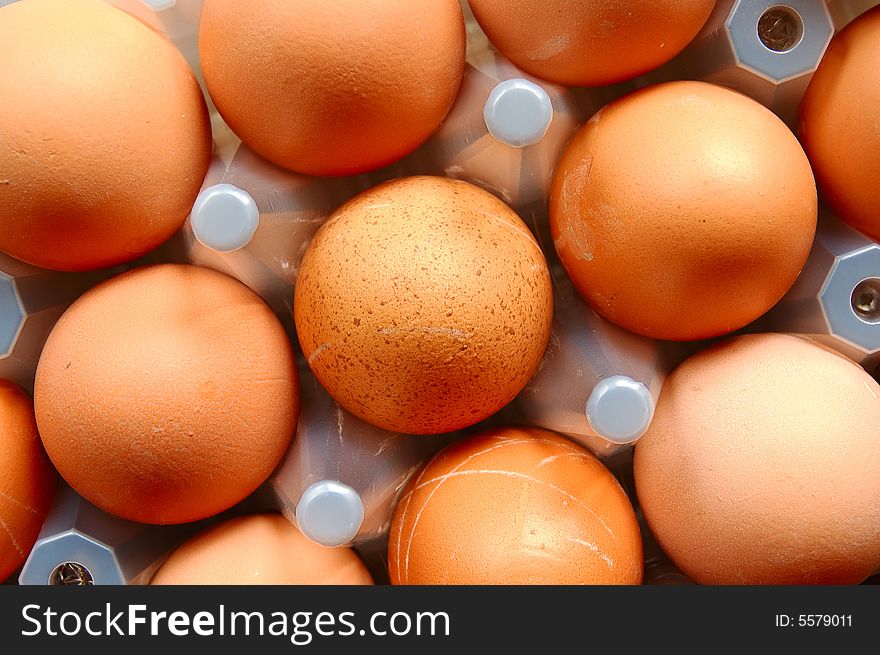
[34,264,299,525]
[389,426,644,585]
[0,0,212,272]
[635,333,880,585]
[199,0,466,176]
[150,514,374,585]
[0,381,56,582]
[551,80,817,342]
[294,176,554,435]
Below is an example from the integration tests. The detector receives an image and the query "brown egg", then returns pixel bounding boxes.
[551,81,817,341]
[34,265,298,525]
[467,0,715,86]
[389,427,643,584]
[199,0,465,176]
[0,381,55,582]
[0,0,211,272]
[151,514,373,585]
[295,176,553,434]
[635,334,880,585]
[800,6,880,242]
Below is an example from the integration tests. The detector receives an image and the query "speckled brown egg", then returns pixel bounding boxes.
[34,265,298,525]
[294,176,553,435]
[467,0,716,86]
[199,0,465,176]
[800,6,880,242]
[0,0,211,272]
[635,334,880,585]
[0,381,55,582]
[551,81,817,341]
[388,427,643,584]
[151,514,373,585]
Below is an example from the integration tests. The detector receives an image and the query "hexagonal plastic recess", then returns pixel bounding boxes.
[673,0,834,124]
[763,212,880,371]
[19,484,193,586]
[0,253,98,392]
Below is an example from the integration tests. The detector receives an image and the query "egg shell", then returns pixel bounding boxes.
[0,0,211,272]
[635,333,880,585]
[0,381,56,582]
[799,6,880,242]
[294,176,553,435]
[199,0,465,176]
[34,264,298,525]
[466,0,715,86]
[151,514,373,585]
[551,80,817,341]
[389,427,643,585]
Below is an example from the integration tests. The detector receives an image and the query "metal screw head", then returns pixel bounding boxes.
[726,1,833,83]
[852,278,880,324]
[758,7,803,52]
[49,562,94,586]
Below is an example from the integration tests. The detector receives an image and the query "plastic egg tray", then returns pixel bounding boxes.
[2,0,879,586]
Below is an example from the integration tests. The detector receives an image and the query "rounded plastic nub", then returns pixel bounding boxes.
[852,278,880,325]
[586,375,656,444]
[49,561,94,586]
[191,183,260,253]
[141,0,177,10]
[757,6,804,53]
[296,480,365,548]
[483,78,554,148]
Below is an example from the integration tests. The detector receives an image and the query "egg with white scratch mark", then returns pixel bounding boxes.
[0,381,55,582]
[388,427,642,584]
[294,176,553,435]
